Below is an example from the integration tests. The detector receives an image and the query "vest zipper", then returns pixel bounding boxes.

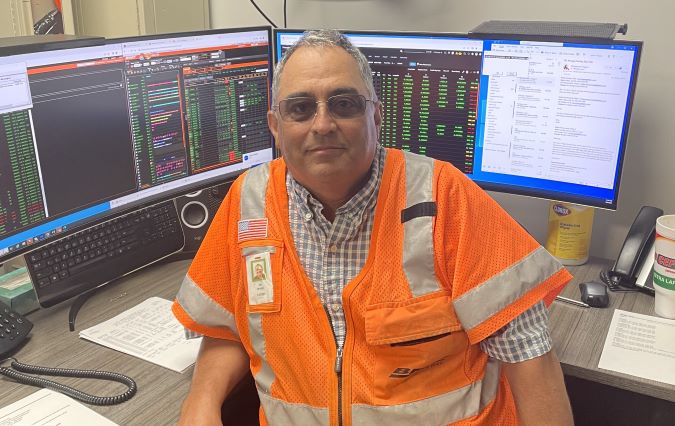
[335,348,343,426]
[324,304,344,426]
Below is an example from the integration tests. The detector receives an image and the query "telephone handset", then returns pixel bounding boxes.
[0,300,137,405]
[604,205,663,293]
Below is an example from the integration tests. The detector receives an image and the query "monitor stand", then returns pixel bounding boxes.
[68,286,103,332]
[66,251,196,331]
[163,251,197,262]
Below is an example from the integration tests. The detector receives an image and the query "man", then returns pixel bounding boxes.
[173,29,574,425]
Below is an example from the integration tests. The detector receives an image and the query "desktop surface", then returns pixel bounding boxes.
[0,259,193,425]
[550,258,675,402]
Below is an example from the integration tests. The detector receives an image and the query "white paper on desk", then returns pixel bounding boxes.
[0,388,117,425]
[599,309,675,385]
[79,297,202,373]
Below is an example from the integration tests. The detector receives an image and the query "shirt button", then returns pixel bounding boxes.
[328,245,337,253]
[304,212,313,221]
[331,303,341,312]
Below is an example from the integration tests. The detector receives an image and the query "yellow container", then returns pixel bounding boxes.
[545,202,595,266]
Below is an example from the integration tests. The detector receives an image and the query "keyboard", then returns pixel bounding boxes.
[25,200,185,307]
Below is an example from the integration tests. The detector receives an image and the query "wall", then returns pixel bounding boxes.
[0,0,33,37]
[69,0,209,38]
[212,0,674,261]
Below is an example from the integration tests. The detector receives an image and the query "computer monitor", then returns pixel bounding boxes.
[0,27,274,266]
[274,30,641,209]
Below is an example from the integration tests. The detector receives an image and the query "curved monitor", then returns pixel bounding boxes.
[274,30,641,209]
[0,27,274,265]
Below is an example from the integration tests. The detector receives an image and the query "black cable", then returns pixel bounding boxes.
[0,358,137,406]
[250,0,278,28]
[284,0,287,28]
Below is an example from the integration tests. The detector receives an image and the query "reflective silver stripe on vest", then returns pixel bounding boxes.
[176,274,238,335]
[402,151,441,297]
[249,312,275,393]
[241,164,270,221]
[351,357,500,425]
[240,164,276,394]
[454,246,564,331]
[258,389,329,426]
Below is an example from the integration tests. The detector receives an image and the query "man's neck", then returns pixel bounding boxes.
[305,175,369,222]
[287,145,381,222]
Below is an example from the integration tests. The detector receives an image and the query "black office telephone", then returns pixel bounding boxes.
[0,300,137,405]
[602,205,663,293]
[0,300,33,358]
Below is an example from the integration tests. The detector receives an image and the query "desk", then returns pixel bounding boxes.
[552,257,675,425]
[0,259,193,426]
[1,257,674,425]
[551,257,675,403]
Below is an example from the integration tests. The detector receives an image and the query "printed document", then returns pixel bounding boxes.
[79,297,201,373]
[0,388,117,425]
[599,309,675,385]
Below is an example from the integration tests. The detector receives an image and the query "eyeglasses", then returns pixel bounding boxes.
[274,94,374,122]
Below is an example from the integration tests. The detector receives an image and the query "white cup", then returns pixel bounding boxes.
[654,215,675,319]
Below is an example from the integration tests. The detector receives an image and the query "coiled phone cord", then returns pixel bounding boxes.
[0,358,137,406]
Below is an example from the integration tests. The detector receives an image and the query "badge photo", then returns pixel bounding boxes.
[245,251,274,306]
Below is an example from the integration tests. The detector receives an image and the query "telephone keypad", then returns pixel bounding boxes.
[0,301,33,355]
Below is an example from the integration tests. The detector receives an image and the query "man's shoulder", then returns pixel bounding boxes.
[236,158,287,188]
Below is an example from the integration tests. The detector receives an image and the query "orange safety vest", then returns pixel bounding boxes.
[173,148,571,425]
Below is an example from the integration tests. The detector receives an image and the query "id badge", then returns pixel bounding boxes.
[245,251,274,305]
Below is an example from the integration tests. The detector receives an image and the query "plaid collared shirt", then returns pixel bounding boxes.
[287,144,552,362]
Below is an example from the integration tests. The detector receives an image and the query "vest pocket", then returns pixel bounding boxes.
[364,293,468,405]
[239,239,284,313]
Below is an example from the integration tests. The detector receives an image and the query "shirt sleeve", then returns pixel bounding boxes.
[434,162,572,344]
[479,300,552,363]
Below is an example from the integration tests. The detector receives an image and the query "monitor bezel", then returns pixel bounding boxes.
[273,29,642,210]
[0,34,105,56]
[0,26,275,265]
[273,28,474,64]
[471,35,642,210]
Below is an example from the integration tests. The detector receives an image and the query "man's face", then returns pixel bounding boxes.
[268,46,381,193]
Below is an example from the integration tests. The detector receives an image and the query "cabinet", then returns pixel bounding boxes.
[71,0,210,38]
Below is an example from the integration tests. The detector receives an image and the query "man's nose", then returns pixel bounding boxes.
[310,102,336,134]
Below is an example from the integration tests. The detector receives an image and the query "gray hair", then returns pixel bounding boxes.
[271,29,377,104]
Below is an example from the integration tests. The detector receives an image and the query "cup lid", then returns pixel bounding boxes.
[656,215,675,240]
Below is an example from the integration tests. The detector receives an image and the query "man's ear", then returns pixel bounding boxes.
[373,101,383,132]
[267,110,281,149]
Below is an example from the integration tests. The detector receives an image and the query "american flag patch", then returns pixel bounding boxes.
[238,218,268,241]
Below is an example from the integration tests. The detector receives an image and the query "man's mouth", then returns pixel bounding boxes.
[308,146,343,152]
